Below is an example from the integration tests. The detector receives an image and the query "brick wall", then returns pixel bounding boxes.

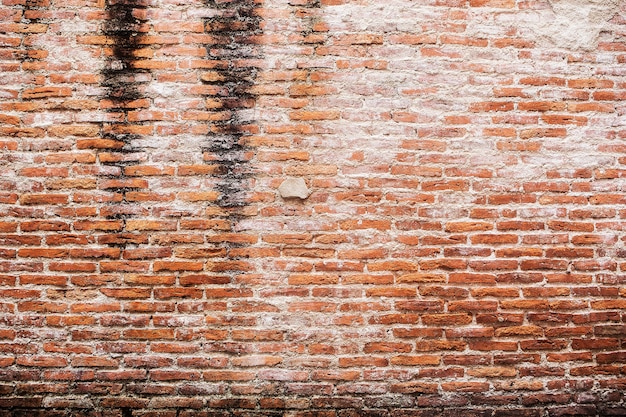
[1,0,625,415]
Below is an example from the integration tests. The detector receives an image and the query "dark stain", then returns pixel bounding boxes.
[21,0,43,24]
[297,0,323,40]
[98,0,152,249]
[17,1,48,64]
[201,0,263,209]
[101,0,149,152]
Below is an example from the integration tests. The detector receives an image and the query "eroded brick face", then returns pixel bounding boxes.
[0,0,625,415]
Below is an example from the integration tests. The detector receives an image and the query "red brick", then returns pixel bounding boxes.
[123,329,175,340]
[19,194,68,205]
[153,262,204,272]
[0,0,624,410]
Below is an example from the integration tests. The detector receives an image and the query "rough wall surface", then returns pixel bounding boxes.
[0,0,626,415]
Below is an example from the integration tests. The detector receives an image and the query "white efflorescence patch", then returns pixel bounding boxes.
[539,0,620,50]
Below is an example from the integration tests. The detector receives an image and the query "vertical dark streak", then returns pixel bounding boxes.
[101,0,149,133]
[100,0,150,237]
[21,0,42,25]
[19,2,46,70]
[201,0,262,210]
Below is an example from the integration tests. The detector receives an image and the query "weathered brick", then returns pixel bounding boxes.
[0,0,624,412]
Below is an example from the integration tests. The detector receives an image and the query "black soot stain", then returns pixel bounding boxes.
[101,0,149,153]
[19,1,46,65]
[201,0,263,210]
[99,0,151,242]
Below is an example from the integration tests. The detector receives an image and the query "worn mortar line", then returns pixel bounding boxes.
[99,0,151,252]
